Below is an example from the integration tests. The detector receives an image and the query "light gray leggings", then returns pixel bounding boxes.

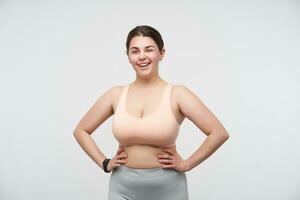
[108,165,189,200]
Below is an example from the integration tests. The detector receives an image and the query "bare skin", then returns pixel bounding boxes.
[73,36,230,173]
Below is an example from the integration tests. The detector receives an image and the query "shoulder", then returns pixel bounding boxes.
[171,84,197,99]
[108,85,124,95]
[103,85,126,103]
[171,84,203,108]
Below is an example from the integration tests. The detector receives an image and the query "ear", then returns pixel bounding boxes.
[159,48,165,61]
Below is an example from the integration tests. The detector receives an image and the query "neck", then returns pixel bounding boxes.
[132,75,167,88]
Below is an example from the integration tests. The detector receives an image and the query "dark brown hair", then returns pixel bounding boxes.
[126,25,164,55]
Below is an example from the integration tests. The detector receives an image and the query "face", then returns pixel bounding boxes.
[127,36,165,77]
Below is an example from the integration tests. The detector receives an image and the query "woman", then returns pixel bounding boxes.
[73,25,230,200]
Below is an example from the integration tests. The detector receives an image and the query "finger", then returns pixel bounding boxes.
[116,150,123,156]
[161,148,174,155]
[114,155,127,162]
[161,164,175,169]
[115,159,127,164]
[158,159,173,164]
[116,148,125,155]
[117,154,128,159]
[118,147,125,153]
[158,154,171,159]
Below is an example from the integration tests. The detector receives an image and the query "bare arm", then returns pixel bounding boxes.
[73,86,119,170]
[176,85,230,171]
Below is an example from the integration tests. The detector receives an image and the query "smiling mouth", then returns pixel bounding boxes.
[138,62,151,67]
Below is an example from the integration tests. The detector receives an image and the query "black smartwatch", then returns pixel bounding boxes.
[102,158,111,173]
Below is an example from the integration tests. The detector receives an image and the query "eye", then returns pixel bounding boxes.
[131,50,138,54]
[146,49,154,52]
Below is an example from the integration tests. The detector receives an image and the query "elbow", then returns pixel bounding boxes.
[73,128,91,137]
[213,128,229,140]
[217,125,230,140]
[73,128,83,137]
[73,130,80,138]
[222,131,230,140]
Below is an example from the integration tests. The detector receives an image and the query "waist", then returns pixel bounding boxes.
[122,144,176,169]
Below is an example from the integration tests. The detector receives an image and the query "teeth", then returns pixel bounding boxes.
[139,63,150,67]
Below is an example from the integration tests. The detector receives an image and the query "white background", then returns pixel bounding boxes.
[1,0,299,199]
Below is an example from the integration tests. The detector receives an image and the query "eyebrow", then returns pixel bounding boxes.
[130,45,155,50]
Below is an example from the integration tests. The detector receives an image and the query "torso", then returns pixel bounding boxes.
[112,83,185,169]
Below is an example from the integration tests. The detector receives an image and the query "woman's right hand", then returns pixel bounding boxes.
[107,147,128,172]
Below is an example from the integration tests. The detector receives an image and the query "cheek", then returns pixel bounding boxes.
[148,54,161,61]
[128,56,137,64]
[148,52,160,61]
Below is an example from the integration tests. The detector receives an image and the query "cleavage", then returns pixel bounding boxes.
[125,86,166,119]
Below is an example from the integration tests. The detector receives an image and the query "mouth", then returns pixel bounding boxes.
[138,62,151,68]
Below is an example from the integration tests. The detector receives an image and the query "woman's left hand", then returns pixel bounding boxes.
[157,147,190,172]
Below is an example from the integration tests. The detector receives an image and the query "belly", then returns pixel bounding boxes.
[123,144,175,169]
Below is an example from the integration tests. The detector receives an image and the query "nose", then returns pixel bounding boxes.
[138,51,146,60]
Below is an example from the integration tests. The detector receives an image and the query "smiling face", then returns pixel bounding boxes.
[127,36,165,78]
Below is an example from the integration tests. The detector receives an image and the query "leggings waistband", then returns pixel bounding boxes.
[112,165,184,178]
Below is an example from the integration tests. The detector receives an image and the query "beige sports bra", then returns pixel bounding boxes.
[112,83,180,148]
